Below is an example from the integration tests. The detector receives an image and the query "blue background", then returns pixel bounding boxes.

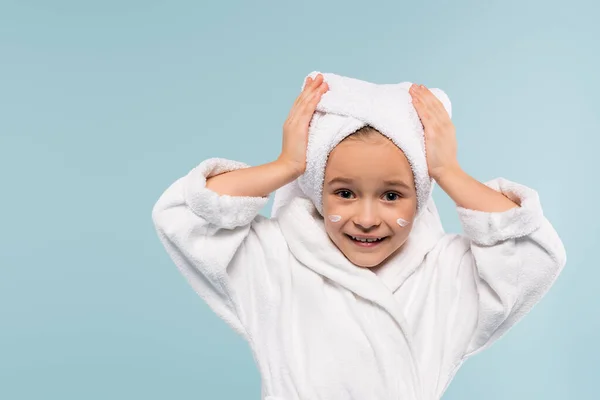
[1,0,597,398]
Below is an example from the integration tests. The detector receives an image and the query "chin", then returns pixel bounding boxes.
[331,236,404,269]
[345,243,405,269]
[347,254,389,268]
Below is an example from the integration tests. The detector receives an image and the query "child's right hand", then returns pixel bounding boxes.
[278,74,329,176]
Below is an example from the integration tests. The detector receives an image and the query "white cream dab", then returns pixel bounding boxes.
[328,215,342,222]
[396,218,410,227]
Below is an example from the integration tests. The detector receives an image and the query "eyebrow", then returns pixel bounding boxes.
[326,177,412,190]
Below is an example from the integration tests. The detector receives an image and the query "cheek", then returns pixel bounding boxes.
[325,214,349,239]
[386,203,416,230]
[323,196,348,226]
[396,217,410,227]
[328,215,342,223]
[323,215,349,248]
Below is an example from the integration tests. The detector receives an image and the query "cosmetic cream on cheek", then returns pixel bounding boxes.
[328,215,342,222]
[396,218,410,227]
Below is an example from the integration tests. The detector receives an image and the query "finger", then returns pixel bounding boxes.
[301,82,328,114]
[411,85,443,125]
[409,84,424,107]
[298,82,328,122]
[289,80,327,124]
[297,74,320,98]
[296,74,324,106]
[294,76,313,105]
[418,85,446,119]
[304,74,323,90]
[409,84,425,111]
[312,73,324,85]
[310,81,329,101]
[299,78,326,107]
[312,74,325,91]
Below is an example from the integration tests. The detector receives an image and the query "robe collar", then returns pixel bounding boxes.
[277,196,445,292]
[275,195,445,392]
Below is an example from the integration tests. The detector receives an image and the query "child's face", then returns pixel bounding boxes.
[322,134,418,269]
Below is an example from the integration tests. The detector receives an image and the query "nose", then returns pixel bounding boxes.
[353,201,381,230]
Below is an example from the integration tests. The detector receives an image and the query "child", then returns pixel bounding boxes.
[152,72,566,400]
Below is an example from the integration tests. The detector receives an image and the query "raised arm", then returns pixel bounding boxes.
[151,74,329,337]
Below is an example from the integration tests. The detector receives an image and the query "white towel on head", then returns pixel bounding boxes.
[271,71,452,219]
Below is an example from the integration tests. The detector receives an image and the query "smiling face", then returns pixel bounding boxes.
[322,127,418,269]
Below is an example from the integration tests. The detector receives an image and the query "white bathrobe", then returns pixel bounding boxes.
[151,158,566,400]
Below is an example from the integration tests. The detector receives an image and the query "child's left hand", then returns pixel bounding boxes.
[409,83,461,181]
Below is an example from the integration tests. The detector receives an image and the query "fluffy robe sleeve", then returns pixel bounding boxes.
[151,158,286,338]
[444,177,567,359]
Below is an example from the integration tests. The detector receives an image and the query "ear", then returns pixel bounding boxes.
[429,88,452,119]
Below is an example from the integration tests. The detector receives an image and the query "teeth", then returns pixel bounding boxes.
[351,236,383,243]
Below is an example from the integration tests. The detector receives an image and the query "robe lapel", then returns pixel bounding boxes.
[276,197,444,361]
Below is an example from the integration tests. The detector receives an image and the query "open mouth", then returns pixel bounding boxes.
[345,234,389,247]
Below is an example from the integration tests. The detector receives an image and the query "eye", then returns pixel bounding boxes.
[383,192,402,201]
[335,190,354,199]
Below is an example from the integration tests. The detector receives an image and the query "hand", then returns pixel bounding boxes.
[278,73,329,176]
[409,83,461,181]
